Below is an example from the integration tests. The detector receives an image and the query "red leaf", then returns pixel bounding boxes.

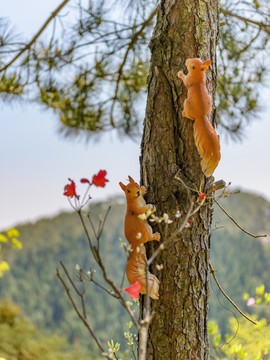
[80,178,90,184]
[124,281,141,299]
[92,170,109,187]
[63,180,78,198]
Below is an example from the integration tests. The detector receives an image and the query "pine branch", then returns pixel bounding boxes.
[110,7,158,126]
[0,0,71,72]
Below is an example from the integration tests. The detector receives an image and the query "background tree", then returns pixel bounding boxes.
[0,298,91,360]
[1,0,270,359]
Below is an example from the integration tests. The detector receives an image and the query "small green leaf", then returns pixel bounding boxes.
[256,297,262,305]
[0,261,10,277]
[6,228,20,238]
[213,333,221,347]
[11,238,22,249]
[264,293,270,305]
[0,234,7,243]
[256,285,265,296]
[208,320,219,336]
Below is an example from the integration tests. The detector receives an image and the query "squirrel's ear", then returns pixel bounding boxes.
[128,176,135,183]
[202,59,211,69]
[119,182,126,191]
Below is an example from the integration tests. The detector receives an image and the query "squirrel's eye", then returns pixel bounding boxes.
[127,189,131,193]
[192,66,195,69]
[201,68,204,71]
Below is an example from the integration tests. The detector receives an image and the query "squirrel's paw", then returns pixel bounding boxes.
[140,186,147,196]
[153,232,161,242]
[182,109,187,118]
[151,204,156,213]
[146,204,156,213]
[177,70,184,80]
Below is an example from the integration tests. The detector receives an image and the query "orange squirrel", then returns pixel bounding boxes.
[119,176,160,299]
[177,58,221,177]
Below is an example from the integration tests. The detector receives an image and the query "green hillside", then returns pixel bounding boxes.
[1,191,270,357]
[1,199,129,358]
[0,298,91,360]
[210,190,270,333]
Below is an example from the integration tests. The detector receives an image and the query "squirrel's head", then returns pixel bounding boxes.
[185,58,211,74]
[119,176,142,200]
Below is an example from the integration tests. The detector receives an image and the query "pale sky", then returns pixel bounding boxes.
[1,0,270,230]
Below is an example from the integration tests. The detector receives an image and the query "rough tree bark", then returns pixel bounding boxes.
[140,1,219,359]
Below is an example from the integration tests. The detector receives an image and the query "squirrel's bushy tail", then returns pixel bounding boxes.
[126,246,159,300]
[193,116,221,177]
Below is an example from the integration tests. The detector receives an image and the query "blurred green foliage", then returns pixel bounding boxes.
[0,298,92,360]
[0,227,22,277]
[210,316,270,360]
[210,190,270,334]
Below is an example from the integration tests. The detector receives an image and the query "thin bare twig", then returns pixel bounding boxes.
[0,0,71,72]
[220,7,270,35]
[87,214,98,239]
[209,262,257,325]
[60,260,81,296]
[214,199,267,238]
[120,266,126,289]
[56,268,110,358]
[89,275,119,299]
[175,173,197,194]
[60,261,87,319]
[147,200,195,266]
[97,206,112,239]
[210,276,240,348]
[80,268,119,299]
[78,211,140,329]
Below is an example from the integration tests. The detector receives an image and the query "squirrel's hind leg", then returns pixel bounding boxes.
[141,224,160,244]
[182,99,196,121]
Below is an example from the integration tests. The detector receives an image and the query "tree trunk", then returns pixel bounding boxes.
[140,1,219,359]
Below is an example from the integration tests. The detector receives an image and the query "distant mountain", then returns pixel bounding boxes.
[1,191,270,356]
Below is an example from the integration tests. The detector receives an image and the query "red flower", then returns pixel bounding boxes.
[187,219,193,224]
[80,178,90,184]
[92,170,109,187]
[199,192,205,201]
[212,189,216,194]
[64,180,78,198]
[124,281,141,299]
